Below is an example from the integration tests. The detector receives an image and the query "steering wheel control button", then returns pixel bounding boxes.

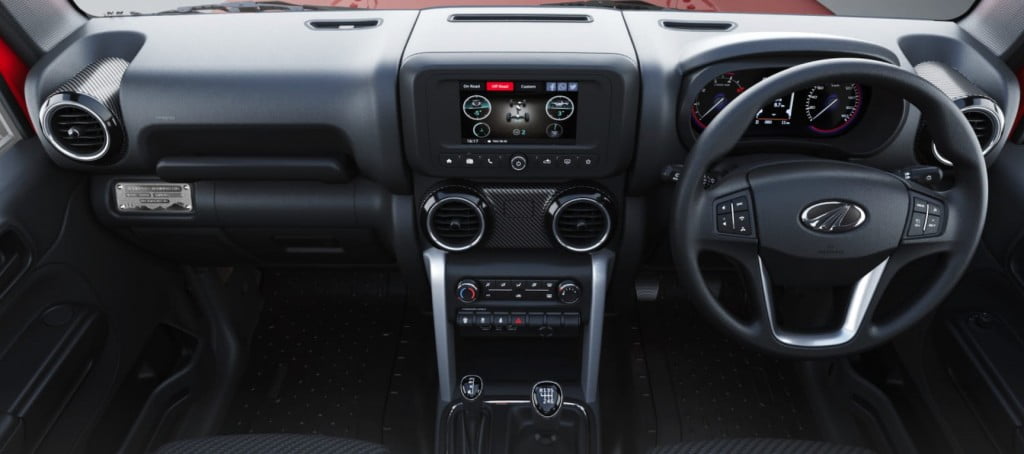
[460,375,483,401]
[714,193,755,236]
[731,196,750,211]
[510,155,528,171]
[907,213,926,236]
[912,198,928,213]
[456,280,479,303]
[557,281,582,304]
[906,194,945,238]
[532,381,564,418]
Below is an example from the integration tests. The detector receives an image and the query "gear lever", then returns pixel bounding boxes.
[531,381,563,418]
[459,375,485,454]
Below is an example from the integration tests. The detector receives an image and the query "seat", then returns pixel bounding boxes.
[156,434,390,454]
[651,438,874,454]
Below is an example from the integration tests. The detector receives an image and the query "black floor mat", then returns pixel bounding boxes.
[639,298,820,443]
[221,271,412,444]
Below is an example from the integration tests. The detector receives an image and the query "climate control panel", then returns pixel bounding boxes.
[455,278,582,304]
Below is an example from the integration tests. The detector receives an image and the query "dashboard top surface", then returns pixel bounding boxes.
[23,7,1020,194]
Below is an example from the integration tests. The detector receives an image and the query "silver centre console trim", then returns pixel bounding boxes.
[425,248,456,403]
[427,247,614,405]
[582,250,614,403]
[758,256,889,348]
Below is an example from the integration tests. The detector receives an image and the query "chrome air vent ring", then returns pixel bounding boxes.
[932,98,1003,167]
[548,189,612,253]
[424,188,488,252]
[40,93,121,162]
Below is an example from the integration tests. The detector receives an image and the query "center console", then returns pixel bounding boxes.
[400,34,638,453]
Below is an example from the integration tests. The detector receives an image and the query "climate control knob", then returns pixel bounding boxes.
[557,281,581,304]
[456,280,479,303]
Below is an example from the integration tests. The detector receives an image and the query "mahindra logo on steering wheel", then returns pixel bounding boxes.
[800,201,867,233]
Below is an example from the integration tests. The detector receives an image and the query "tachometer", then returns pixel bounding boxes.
[804,83,862,134]
[692,73,745,129]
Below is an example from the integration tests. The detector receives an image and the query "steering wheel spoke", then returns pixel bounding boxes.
[756,256,891,349]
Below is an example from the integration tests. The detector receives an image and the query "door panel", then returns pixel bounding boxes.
[0,138,192,453]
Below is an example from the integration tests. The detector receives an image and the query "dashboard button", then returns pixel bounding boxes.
[510,155,528,171]
[461,155,480,167]
[481,154,505,168]
[578,155,597,167]
[476,313,493,330]
[534,155,556,167]
[557,156,577,168]
[441,154,459,167]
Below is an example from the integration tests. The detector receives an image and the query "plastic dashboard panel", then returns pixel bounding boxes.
[16,7,1020,225]
[24,11,419,194]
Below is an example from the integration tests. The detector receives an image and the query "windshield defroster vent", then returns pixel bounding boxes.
[660,20,735,31]
[305,19,381,30]
[448,14,592,23]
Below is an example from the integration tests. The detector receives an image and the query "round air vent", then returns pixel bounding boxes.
[40,95,120,162]
[548,189,612,253]
[424,189,488,252]
[932,98,1004,167]
[39,58,129,163]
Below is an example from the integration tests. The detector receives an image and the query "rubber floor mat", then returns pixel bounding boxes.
[221,271,407,443]
[640,299,819,442]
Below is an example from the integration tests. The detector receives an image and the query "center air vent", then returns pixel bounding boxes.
[424,189,488,252]
[548,189,612,253]
[931,98,1004,167]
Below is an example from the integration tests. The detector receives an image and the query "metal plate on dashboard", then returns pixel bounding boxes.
[114,182,193,213]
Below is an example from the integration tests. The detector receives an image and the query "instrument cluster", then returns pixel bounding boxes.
[690,68,869,137]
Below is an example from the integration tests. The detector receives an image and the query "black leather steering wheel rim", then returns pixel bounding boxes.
[671,58,988,358]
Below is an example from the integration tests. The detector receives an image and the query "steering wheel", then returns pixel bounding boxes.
[671,58,988,358]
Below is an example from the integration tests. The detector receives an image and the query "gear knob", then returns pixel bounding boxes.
[460,375,483,401]
[531,381,563,417]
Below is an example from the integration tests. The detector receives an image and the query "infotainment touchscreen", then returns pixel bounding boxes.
[459,80,578,145]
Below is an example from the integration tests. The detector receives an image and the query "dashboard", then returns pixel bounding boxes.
[19,7,1021,264]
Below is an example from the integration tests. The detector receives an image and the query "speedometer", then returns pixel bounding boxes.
[804,83,863,134]
[692,73,745,129]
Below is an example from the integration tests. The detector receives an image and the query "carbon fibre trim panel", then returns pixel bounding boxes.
[479,185,558,249]
[49,57,130,119]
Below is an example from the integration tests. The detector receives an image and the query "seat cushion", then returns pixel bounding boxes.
[651,438,874,454]
[156,434,389,454]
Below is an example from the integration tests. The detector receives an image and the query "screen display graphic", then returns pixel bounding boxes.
[460,80,578,145]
